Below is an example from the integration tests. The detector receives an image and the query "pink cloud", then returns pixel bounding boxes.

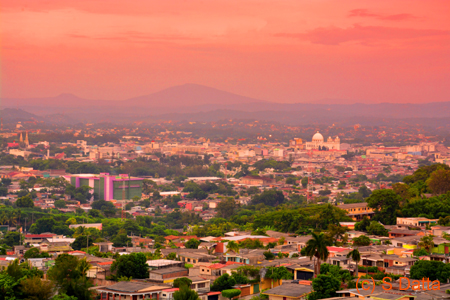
[349,9,417,21]
[276,24,450,45]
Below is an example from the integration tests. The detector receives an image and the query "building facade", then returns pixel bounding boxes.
[63,173,143,201]
[305,132,340,150]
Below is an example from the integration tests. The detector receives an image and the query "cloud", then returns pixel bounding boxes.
[275,24,450,45]
[349,9,416,21]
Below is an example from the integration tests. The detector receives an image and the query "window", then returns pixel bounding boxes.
[384,262,389,268]
[202,269,205,272]
[198,283,206,288]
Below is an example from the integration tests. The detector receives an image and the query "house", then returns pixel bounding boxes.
[149,267,189,283]
[223,249,265,264]
[177,251,216,264]
[262,283,311,300]
[24,233,56,244]
[388,229,425,238]
[94,242,113,253]
[337,202,374,221]
[95,281,168,300]
[397,217,438,229]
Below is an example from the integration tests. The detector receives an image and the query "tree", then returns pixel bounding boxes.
[71,236,94,251]
[366,221,388,236]
[410,260,450,282]
[54,200,67,209]
[264,266,293,288]
[211,274,236,291]
[16,195,34,208]
[263,251,275,260]
[308,274,341,300]
[216,198,238,219]
[30,217,56,234]
[413,248,429,257]
[111,253,149,279]
[358,185,372,198]
[185,238,201,249]
[167,252,177,260]
[418,235,435,254]
[304,232,331,275]
[24,247,50,259]
[47,254,93,300]
[112,233,131,247]
[325,224,347,245]
[2,231,21,247]
[346,249,361,278]
[21,275,55,300]
[173,285,200,300]
[173,277,192,288]
[352,235,371,246]
[222,289,241,300]
[427,169,450,195]
[251,190,285,207]
[366,189,402,225]
[354,217,370,232]
[227,241,240,254]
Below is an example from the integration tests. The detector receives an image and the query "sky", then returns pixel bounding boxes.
[1,0,449,103]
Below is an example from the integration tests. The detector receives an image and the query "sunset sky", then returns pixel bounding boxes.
[1,0,449,103]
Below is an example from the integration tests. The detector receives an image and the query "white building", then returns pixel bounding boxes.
[305,131,340,150]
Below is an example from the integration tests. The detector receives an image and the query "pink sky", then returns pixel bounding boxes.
[1,0,449,103]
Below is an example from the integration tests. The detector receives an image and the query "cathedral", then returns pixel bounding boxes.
[305,131,340,150]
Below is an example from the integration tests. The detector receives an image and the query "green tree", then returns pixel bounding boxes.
[211,274,236,292]
[427,169,450,195]
[304,232,331,275]
[346,249,361,278]
[308,274,341,300]
[2,231,21,247]
[354,217,370,232]
[112,233,131,247]
[263,251,275,260]
[264,266,293,288]
[410,260,450,282]
[417,235,435,254]
[54,200,67,209]
[71,236,94,251]
[16,195,34,208]
[173,277,192,288]
[24,247,50,259]
[325,224,347,245]
[47,254,93,300]
[251,190,285,207]
[227,241,240,254]
[111,253,149,279]
[301,177,308,188]
[167,252,177,260]
[173,285,200,300]
[366,221,388,236]
[21,275,55,300]
[352,235,371,246]
[216,198,238,219]
[366,189,401,225]
[185,238,201,249]
[222,289,241,300]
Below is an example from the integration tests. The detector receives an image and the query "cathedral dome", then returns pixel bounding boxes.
[312,131,324,142]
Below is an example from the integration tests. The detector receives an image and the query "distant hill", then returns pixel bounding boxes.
[0,108,44,123]
[1,83,450,125]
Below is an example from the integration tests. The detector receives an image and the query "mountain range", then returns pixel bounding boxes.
[1,83,450,125]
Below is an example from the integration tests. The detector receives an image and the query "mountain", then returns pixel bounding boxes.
[124,84,266,107]
[2,84,450,125]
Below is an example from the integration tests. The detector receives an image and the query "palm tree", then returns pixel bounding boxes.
[304,232,331,276]
[347,248,361,278]
[227,241,240,254]
[418,235,435,254]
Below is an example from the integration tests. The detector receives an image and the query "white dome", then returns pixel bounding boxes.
[312,131,324,141]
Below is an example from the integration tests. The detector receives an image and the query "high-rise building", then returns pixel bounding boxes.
[63,173,144,201]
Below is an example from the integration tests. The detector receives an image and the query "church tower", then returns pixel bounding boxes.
[25,131,30,147]
[19,132,23,143]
